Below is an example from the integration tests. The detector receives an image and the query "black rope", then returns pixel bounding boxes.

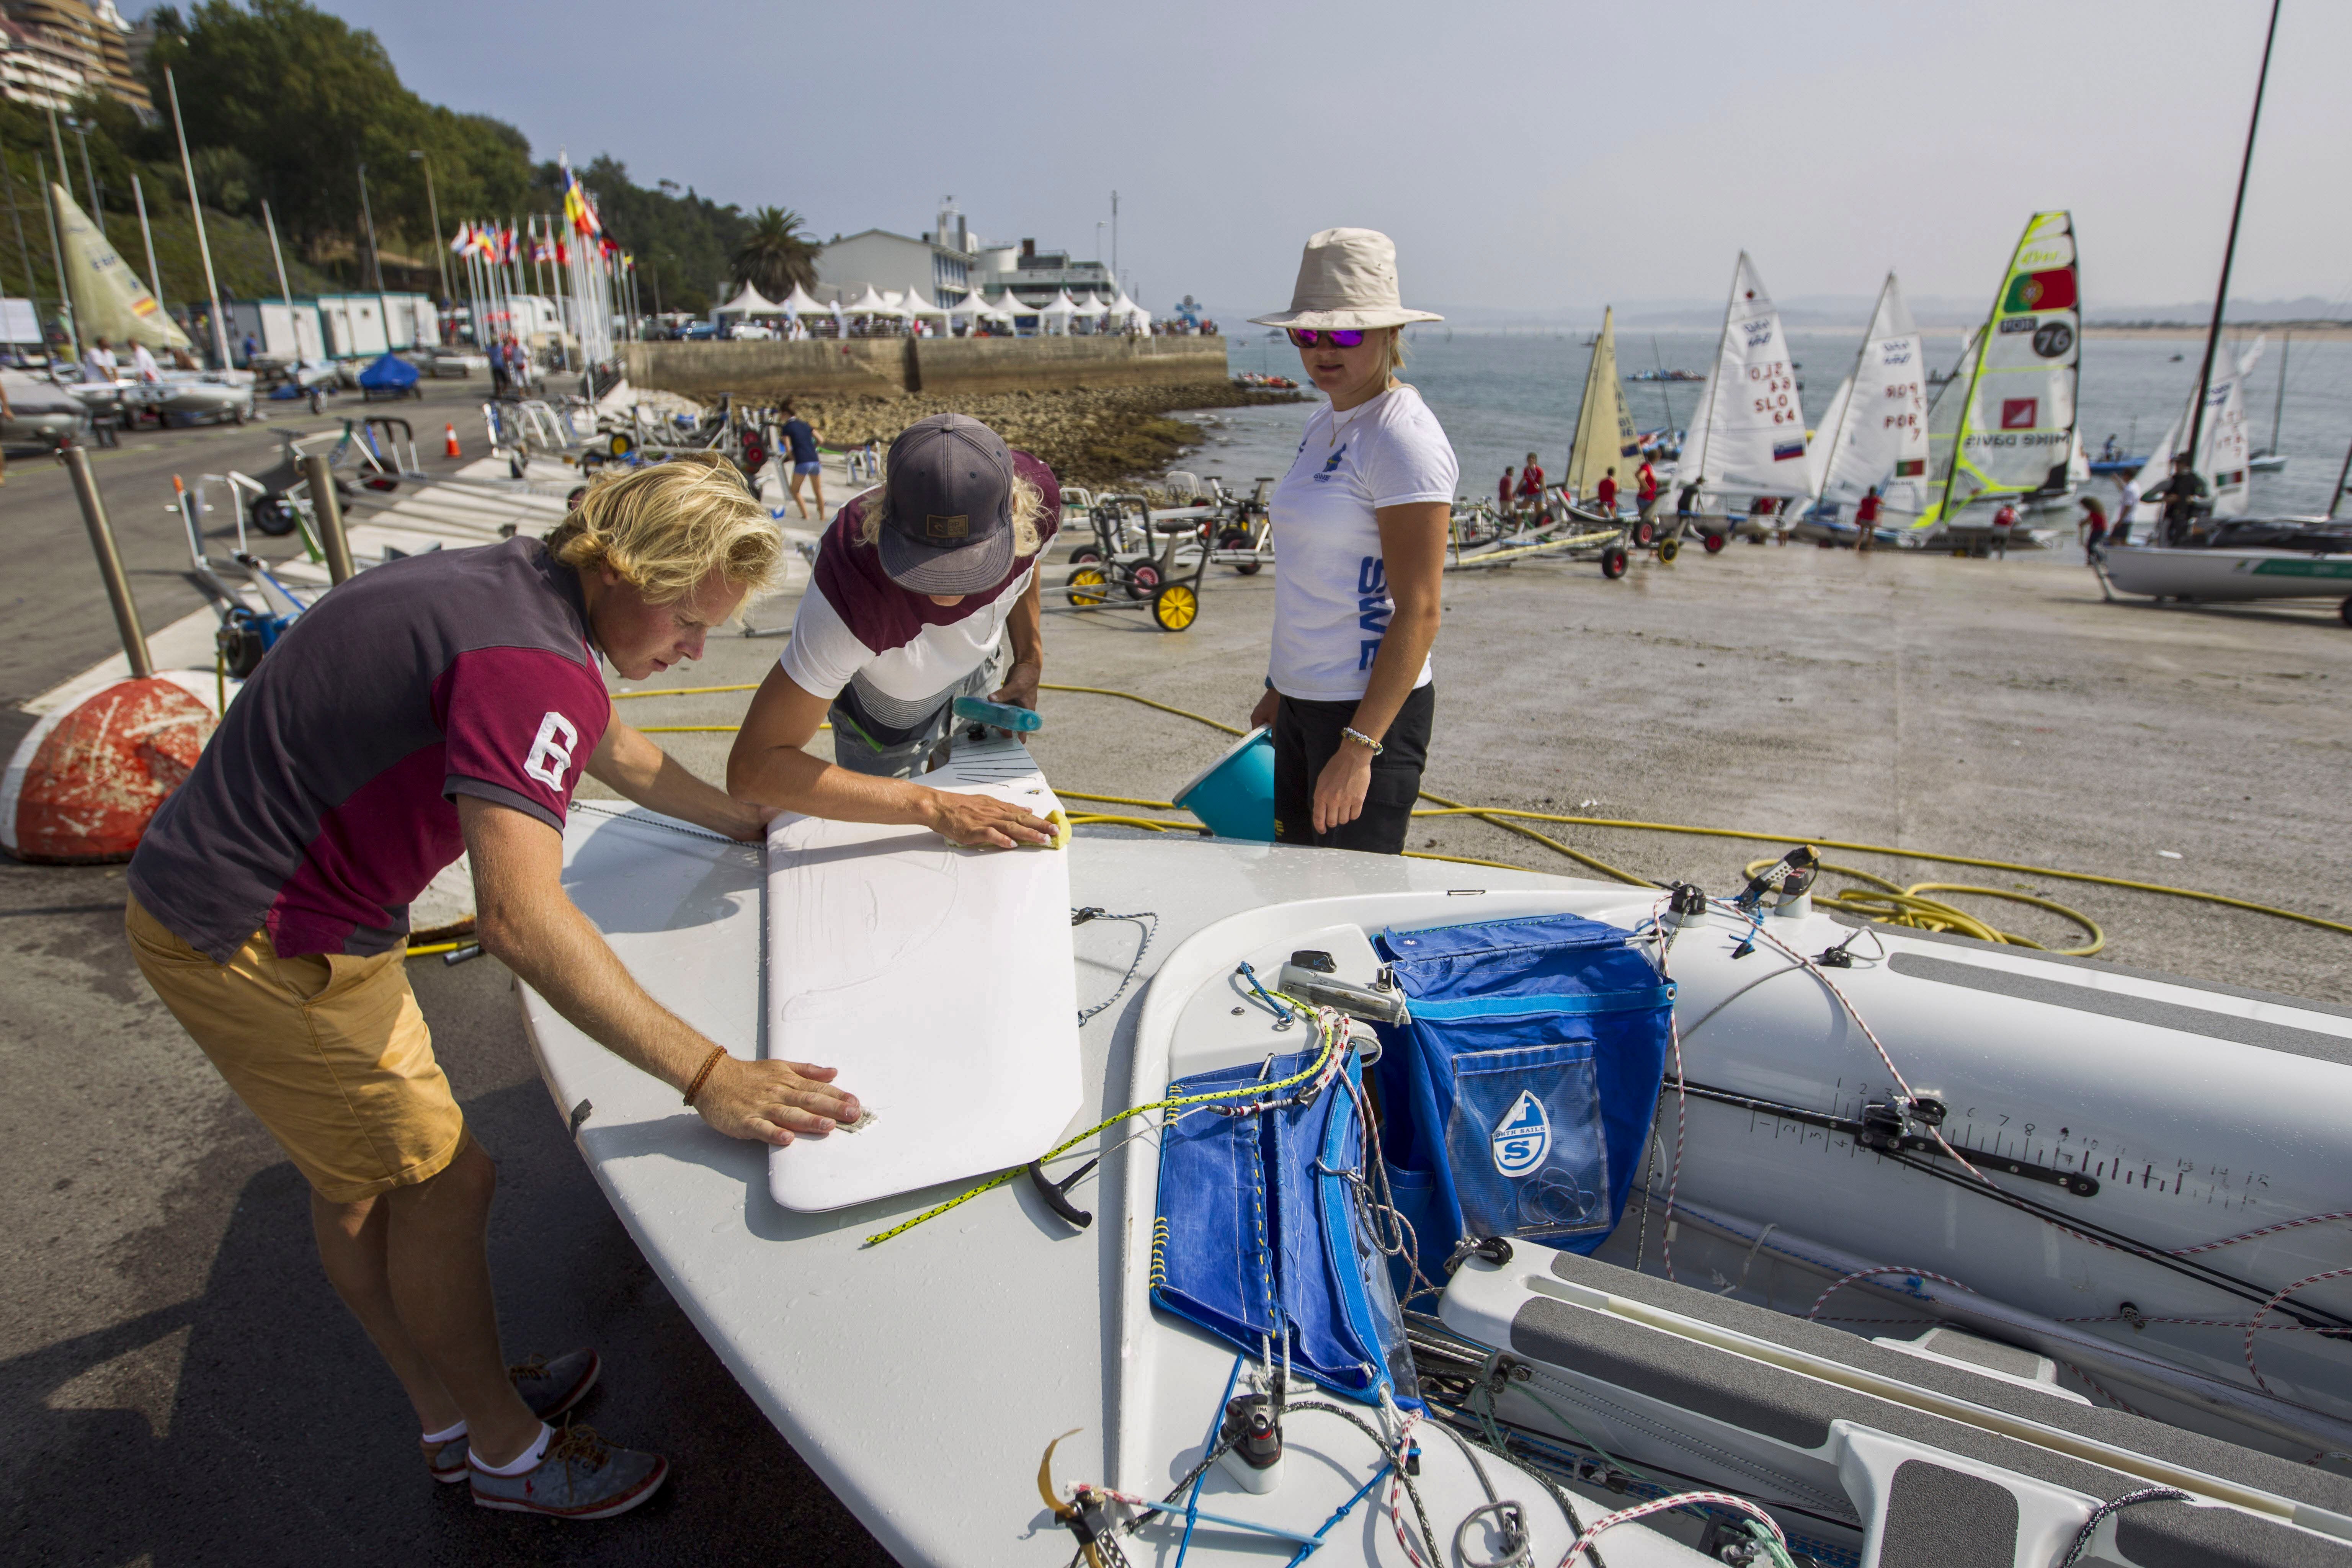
[1072,908,1156,1026]
[2060,1487,2190,1566]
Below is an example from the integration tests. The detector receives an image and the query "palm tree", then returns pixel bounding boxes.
[732,206,818,299]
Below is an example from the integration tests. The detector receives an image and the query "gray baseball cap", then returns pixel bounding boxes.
[875,413,1017,594]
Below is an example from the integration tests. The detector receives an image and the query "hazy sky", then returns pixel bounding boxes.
[318,0,2349,319]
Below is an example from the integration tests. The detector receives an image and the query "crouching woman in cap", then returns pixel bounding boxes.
[728,412,1059,848]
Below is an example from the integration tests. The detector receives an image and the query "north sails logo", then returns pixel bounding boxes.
[1491,1090,1550,1178]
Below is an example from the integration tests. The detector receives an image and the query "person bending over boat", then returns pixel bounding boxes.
[2143,452,2209,546]
[727,412,1059,849]
[124,454,853,1519]
[1245,227,1454,854]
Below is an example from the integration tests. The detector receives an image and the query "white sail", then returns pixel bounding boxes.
[52,182,191,353]
[1673,253,1810,498]
[1809,273,1929,513]
[2128,337,2264,528]
[1566,307,1642,503]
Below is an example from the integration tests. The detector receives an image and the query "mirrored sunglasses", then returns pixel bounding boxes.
[1287,328,1367,348]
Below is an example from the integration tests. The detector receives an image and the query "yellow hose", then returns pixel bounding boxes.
[1751,858,2107,957]
[611,683,763,699]
[1035,684,2352,942]
[608,679,2352,944]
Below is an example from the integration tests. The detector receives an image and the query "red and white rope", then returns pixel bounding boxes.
[1805,1265,1979,1321]
[2245,1268,2352,1397]
[2170,1212,2352,1256]
[1559,1491,1786,1566]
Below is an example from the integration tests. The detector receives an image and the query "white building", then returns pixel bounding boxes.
[815,201,1120,310]
[975,239,1112,308]
[815,203,976,306]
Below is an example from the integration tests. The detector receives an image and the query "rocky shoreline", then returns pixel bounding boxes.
[776,382,1307,488]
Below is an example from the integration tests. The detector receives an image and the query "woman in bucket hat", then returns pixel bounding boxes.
[727,412,1060,849]
[1245,228,1457,853]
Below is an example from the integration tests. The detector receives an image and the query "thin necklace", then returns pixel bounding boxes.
[1326,384,1385,448]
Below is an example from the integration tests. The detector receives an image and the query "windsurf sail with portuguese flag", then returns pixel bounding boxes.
[1671,252,1811,500]
[1808,271,1930,517]
[1906,211,2079,537]
[1566,307,1643,506]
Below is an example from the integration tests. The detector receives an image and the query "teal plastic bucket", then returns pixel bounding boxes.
[1173,726,1276,840]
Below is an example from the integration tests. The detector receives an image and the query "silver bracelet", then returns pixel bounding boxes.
[1340,726,1385,756]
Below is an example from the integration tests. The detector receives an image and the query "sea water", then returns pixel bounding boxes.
[1190,330,2352,519]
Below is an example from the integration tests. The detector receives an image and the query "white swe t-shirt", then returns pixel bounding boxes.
[1267,385,1458,702]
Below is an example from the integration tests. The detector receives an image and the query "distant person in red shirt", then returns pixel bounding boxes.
[1854,487,1881,552]
[1498,466,1515,514]
[1635,459,1659,523]
[1991,500,2020,558]
[2078,495,2108,554]
[1596,467,1619,515]
[1516,452,1545,519]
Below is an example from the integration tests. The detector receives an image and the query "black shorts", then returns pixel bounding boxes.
[1271,684,1435,855]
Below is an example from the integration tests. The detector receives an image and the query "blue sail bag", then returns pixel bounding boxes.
[1151,1048,1417,1408]
[1372,914,1672,1263]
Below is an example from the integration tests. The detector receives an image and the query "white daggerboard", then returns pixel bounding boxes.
[764,736,1081,1212]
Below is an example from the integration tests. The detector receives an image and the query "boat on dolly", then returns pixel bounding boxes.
[526,739,2352,1565]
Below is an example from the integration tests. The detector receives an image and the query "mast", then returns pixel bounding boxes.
[2186,0,2280,467]
[1816,274,1888,501]
[2267,331,2288,455]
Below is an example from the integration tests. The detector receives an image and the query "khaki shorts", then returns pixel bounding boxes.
[126,894,466,1203]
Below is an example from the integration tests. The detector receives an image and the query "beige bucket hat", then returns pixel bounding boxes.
[1249,227,1444,331]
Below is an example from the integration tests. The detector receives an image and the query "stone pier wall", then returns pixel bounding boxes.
[618,335,1230,403]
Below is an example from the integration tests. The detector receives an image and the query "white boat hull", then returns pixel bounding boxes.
[528,811,2352,1558]
[2102,543,2352,605]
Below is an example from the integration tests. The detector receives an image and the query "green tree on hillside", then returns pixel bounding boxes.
[732,206,817,300]
[140,0,532,270]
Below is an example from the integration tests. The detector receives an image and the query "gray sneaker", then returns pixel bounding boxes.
[424,1349,604,1483]
[469,1423,670,1519]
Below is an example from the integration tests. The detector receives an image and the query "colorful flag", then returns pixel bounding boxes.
[563,171,601,238]
[450,221,474,254]
[2001,268,2076,315]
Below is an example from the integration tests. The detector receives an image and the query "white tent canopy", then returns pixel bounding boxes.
[943,291,988,318]
[713,282,781,316]
[1107,291,1149,325]
[980,292,1027,320]
[840,285,908,318]
[776,283,828,317]
[900,287,951,318]
[1036,291,1082,334]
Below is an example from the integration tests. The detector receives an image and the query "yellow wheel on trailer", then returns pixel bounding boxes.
[1152,582,1199,631]
[607,431,635,458]
[1066,566,1108,608]
[1657,536,1681,563]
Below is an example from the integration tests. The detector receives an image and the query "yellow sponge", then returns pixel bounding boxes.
[1046,807,1072,850]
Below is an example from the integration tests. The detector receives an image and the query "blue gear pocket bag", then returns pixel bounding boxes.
[1374,914,1673,1260]
[1151,1047,1417,1408]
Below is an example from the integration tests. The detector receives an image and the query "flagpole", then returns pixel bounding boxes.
[165,68,230,369]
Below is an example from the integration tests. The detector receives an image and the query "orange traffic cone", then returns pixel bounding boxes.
[444,422,462,459]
